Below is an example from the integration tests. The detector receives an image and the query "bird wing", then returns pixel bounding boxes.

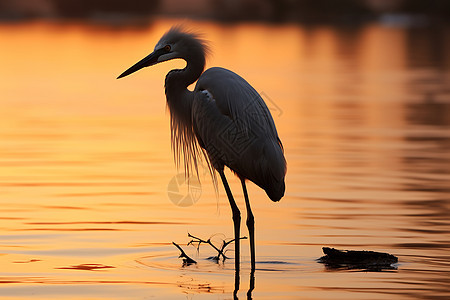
[193,67,286,201]
[195,67,279,139]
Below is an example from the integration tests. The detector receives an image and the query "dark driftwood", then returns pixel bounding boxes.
[172,242,197,265]
[318,247,398,271]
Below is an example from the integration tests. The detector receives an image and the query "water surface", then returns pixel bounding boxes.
[0,19,449,299]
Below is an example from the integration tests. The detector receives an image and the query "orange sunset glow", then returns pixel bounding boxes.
[1,5,450,300]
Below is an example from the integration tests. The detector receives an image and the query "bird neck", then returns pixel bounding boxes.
[165,56,204,91]
[164,56,205,120]
[164,57,205,181]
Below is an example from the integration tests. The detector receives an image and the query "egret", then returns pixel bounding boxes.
[117,26,286,274]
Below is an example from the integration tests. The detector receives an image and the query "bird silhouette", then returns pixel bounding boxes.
[117,26,286,286]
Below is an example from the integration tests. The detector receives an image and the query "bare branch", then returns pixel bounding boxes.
[172,242,197,265]
[187,233,247,261]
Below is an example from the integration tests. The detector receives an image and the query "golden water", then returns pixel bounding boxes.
[1,19,449,299]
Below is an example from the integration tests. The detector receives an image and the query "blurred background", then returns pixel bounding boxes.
[1,0,450,23]
[1,1,450,300]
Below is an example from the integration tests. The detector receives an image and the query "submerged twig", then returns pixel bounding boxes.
[172,242,197,265]
[187,232,247,261]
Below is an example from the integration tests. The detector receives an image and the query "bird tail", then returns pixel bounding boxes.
[266,179,285,202]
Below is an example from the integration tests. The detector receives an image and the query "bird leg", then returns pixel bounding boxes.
[219,169,241,297]
[248,267,255,300]
[241,179,256,272]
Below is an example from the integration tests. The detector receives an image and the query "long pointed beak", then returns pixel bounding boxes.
[117,49,162,79]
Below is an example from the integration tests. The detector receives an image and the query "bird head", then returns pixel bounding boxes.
[117,26,209,79]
